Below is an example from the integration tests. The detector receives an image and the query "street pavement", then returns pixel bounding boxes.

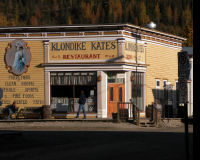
[0,122,193,160]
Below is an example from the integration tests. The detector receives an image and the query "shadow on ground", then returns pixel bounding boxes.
[0,130,193,160]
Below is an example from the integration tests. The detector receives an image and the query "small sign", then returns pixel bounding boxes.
[90,90,94,96]
[178,78,188,103]
[168,101,173,105]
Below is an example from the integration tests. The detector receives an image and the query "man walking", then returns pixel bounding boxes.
[76,90,86,119]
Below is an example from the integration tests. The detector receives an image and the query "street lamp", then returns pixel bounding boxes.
[134,22,156,112]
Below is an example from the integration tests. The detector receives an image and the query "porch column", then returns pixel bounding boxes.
[97,71,107,118]
[43,41,50,105]
[125,71,132,102]
[117,38,125,62]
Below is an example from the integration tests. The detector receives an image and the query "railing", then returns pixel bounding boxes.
[117,102,140,125]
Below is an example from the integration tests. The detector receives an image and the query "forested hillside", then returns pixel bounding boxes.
[0,0,193,46]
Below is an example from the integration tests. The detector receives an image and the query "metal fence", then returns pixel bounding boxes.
[117,102,140,125]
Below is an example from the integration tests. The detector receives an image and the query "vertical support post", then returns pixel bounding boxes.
[43,41,50,106]
[184,102,189,160]
[137,108,140,126]
[117,102,120,123]
[133,105,136,124]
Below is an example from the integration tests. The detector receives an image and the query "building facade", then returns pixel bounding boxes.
[0,24,185,118]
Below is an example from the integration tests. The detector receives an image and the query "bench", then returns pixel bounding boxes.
[16,107,43,119]
[0,107,43,119]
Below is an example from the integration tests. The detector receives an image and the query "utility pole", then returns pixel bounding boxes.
[178,51,190,160]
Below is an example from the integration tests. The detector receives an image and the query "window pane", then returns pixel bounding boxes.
[157,81,160,87]
[132,72,144,110]
[110,87,113,101]
[119,87,122,101]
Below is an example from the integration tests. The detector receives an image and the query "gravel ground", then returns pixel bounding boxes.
[0,121,193,132]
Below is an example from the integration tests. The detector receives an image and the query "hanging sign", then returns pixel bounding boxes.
[178,51,189,103]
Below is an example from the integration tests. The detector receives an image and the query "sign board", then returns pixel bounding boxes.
[49,41,118,61]
[178,51,189,103]
[178,77,188,103]
[178,51,190,79]
[124,41,145,63]
[0,41,44,108]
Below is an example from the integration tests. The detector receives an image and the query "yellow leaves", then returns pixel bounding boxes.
[0,13,7,26]
[68,16,72,25]
[30,16,38,26]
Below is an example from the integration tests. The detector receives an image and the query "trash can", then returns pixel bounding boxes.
[43,105,52,119]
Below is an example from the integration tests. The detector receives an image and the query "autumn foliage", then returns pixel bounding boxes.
[0,0,193,46]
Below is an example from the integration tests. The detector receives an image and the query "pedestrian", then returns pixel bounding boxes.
[8,101,17,119]
[76,90,86,119]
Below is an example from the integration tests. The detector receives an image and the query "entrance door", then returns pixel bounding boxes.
[107,84,125,118]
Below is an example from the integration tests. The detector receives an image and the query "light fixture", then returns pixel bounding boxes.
[146,21,157,29]
[97,75,102,81]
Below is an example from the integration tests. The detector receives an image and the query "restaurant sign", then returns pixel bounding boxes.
[49,41,118,61]
[124,41,145,63]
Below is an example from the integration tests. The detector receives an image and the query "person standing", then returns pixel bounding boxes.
[76,90,86,119]
[8,101,17,119]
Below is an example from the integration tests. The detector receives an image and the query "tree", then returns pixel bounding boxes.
[166,5,172,25]
[173,7,178,25]
[0,12,8,26]
[183,23,193,47]
[138,1,149,26]
[154,3,161,25]
[30,15,39,26]
[181,5,192,26]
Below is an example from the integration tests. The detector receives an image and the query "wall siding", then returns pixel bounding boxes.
[145,43,181,106]
[0,40,44,108]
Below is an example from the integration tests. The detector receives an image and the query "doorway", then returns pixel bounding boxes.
[107,72,125,118]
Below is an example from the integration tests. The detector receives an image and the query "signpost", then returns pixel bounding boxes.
[178,51,190,160]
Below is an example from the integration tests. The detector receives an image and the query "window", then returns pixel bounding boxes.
[119,87,122,101]
[107,72,124,84]
[163,80,168,89]
[110,87,113,101]
[132,72,144,110]
[155,79,160,99]
[175,81,178,90]
[156,79,160,89]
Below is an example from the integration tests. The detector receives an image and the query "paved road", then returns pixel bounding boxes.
[0,122,193,160]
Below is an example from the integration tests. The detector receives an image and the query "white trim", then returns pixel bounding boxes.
[105,73,107,118]
[143,72,146,113]
[125,72,127,102]
[143,39,182,50]
[0,24,185,40]
[0,35,124,40]
[44,65,147,72]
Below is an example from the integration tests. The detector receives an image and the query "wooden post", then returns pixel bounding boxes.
[137,109,140,126]
[117,103,119,122]
[184,102,189,160]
